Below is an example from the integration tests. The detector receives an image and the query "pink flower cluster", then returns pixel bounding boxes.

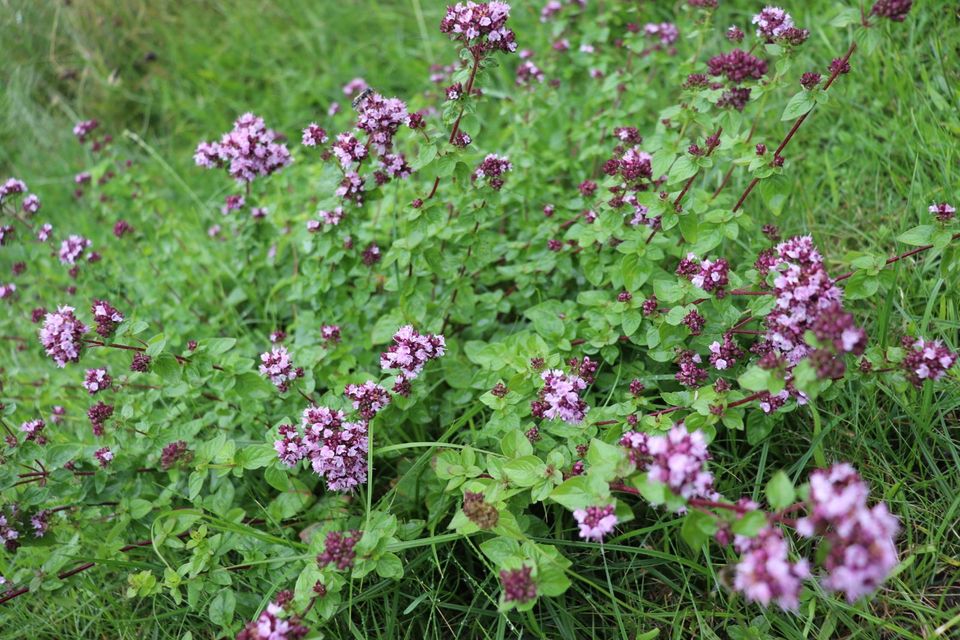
[236,601,308,640]
[620,425,714,505]
[344,381,391,420]
[796,464,900,602]
[92,299,124,337]
[531,369,589,424]
[752,6,793,38]
[94,446,114,467]
[708,334,743,370]
[354,92,410,156]
[676,253,730,296]
[573,504,618,541]
[643,22,679,46]
[318,529,362,570]
[73,119,99,142]
[473,154,512,191]
[194,113,292,184]
[259,346,303,392]
[516,56,545,86]
[83,368,112,394]
[332,132,368,168]
[0,283,14,300]
[0,513,19,551]
[301,123,328,147]
[40,306,88,367]
[733,526,810,610]
[379,325,446,390]
[275,407,369,492]
[440,2,517,55]
[308,206,345,231]
[901,336,956,387]
[20,419,46,445]
[59,235,92,265]
[929,202,955,223]
[500,566,537,603]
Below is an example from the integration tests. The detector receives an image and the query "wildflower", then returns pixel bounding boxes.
[344,381,391,420]
[473,154,512,191]
[113,220,132,237]
[94,446,114,467]
[516,59,545,85]
[462,491,500,529]
[336,171,366,204]
[88,401,114,435]
[361,242,381,265]
[500,566,537,603]
[380,325,446,382]
[573,504,617,541]
[251,207,268,219]
[828,58,851,76]
[301,123,328,147]
[540,0,562,22]
[733,526,810,610]
[0,514,20,551]
[317,530,362,570]
[752,6,794,39]
[645,424,713,502]
[531,368,590,424]
[355,93,410,156]
[73,119,99,142]
[222,194,245,214]
[259,346,302,392]
[451,131,472,147]
[194,113,292,184]
[707,49,768,83]
[810,302,867,356]
[901,336,956,387]
[22,194,40,214]
[727,25,745,42]
[440,1,517,54]
[617,291,632,303]
[644,22,679,46]
[929,202,955,223]
[321,324,341,345]
[0,177,27,202]
[83,368,112,394]
[20,419,46,445]
[491,382,508,397]
[717,87,753,111]
[51,406,65,424]
[59,235,92,265]
[796,464,900,602]
[0,283,14,300]
[683,310,706,336]
[800,71,822,90]
[31,510,50,537]
[236,601,308,640]
[274,424,306,466]
[871,0,913,21]
[160,440,192,469]
[36,223,52,242]
[709,335,744,370]
[88,299,124,338]
[641,295,659,316]
[40,306,88,366]
[301,407,369,491]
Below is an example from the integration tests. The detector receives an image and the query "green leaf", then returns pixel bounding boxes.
[376,552,404,579]
[503,456,547,487]
[501,430,533,458]
[548,476,594,510]
[738,365,771,392]
[208,589,235,627]
[781,90,816,121]
[897,225,934,246]
[202,338,237,356]
[731,510,767,537]
[765,471,795,510]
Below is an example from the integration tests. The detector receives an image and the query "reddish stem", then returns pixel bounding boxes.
[833,233,960,282]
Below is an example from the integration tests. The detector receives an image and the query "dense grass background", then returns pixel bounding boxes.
[1,0,959,638]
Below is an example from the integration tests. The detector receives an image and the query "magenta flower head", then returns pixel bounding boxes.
[573,504,618,541]
[733,525,810,610]
[21,194,40,214]
[259,346,302,393]
[500,566,537,603]
[300,407,369,491]
[516,59,545,86]
[473,154,512,191]
[0,225,14,247]
[643,22,679,46]
[58,235,92,265]
[92,299,124,337]
[344,381,391,420]
[707,49,768,83]
[73,119,99,143]
[871,0,913,21]
[274,424,306,467]
[194,113,292,184]
[796,464,900,602]
[380,325,446,382]
[646,424,714,504]
[752,6,793,39]
[901,336,957,387]
[93,446,114,468]
[0,283,15,300]
[342,77,369,96]
[20,419,46,445]
[236,600,309,640]
[928,202,955,223]
[317,530,362,570]
[301,123,329,147]
[82,368,112,395]
[354,92,410,156]
[40,305,89,367]
[531,369,589,424]
[440,2,517,55]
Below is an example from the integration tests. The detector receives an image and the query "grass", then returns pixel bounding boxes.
[1,0,959,638]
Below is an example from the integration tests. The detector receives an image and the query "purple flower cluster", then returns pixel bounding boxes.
[355,92,410,156]
[871,0,913,21]
[92,299,124,337]
[733,525,809,610]
[676,253,730,296]
[709,334,743,370]
[516,56,545,86]
[623,425,714,505]
[0,177,27,203]
[194,113,292,184]
[160,440,192,469]
[707,49,768,83]
[58,235,92,265]
[301,123,328,147]
[379,325,446,389]
[440,2,517,55]
[73,119,99,142]
[20,419,46,445]
[88,401,114,435]
[473,154,513,190]
[752,6,793,38]
[40,306,88,367]
[675,349,708,387]
[344,381,391,420]
[796,464,900,602]
[573,504,618,541]
[94,446,114,468]
[259,346,303,393]
[643,22,679,46]
[83,368,112,394]
[500,566,537,603]
[901,336,956,387]
[318,529,362,570]
[321,324,341,345]
[0,283,14,300]
[0,513,19,551]
[36,224,52,242]
[531,369,589,424]
[236,601,308,640]
[30,510,50,537]
[929,202,955,223]
[294,406,369,491]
